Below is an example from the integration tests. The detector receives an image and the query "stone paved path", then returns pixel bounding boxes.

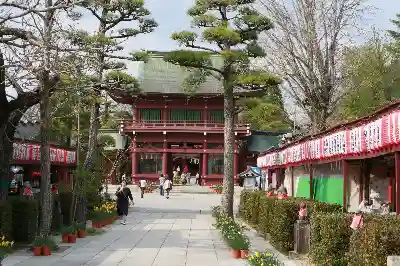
[3,188,246,266]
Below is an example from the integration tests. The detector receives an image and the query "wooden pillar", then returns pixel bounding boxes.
[162,140,167,175]
[395,152,400,215]
[291,166,295,196]
[364,159,371,200]
[203,140,208,180]
[131,137,137,182]
[309,164,314,200]
[343,160,348,212]
[267,169,272,186]
[234,141,239,183]
[359,160,364,204]
[132,105,137,122]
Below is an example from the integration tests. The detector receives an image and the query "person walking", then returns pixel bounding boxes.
[139,178,147,198]
[159,174,165,196]
[115,181,133,225]
[164,177,172,199]
[195,172,200,185]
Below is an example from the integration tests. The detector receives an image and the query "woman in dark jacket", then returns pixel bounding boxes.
[115,182,133,225]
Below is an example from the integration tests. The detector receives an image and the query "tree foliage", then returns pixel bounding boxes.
[338,18,400,121]
[165,0,280,217]
[239,88,291,131]
[258,0,367,132]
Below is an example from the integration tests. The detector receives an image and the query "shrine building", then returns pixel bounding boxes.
[112,52,263,185]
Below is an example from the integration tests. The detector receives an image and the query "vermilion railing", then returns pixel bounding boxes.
[120,120,250,130]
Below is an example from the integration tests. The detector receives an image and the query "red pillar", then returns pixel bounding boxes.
[131,137,137,183]
[234,141,239,184]
[395,152,400,215]
[267,169,272,186]
[202,153,208,179]
[291,166,294,196]
[359,161,364,204]
[162,140,167,175]
[343,160,348,211]
[309,164,314,200]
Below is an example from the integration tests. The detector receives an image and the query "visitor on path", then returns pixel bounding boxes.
[139,178,147,198]
[164,177,172,199]
[176,166,181,174]
[159,174,165,196]
[181,173,187,185]
[195,172,200,185]
[115,181,133,225]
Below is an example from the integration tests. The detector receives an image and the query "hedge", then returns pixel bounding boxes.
[11,198,39,242]
[239,190,343,253]
[310,213,352,266]
[347,216,400,266]
[0,202,13,239]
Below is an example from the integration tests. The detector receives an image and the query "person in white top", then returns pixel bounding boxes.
[139,179,147,198]
[163,177,172,199]
[195,172,200,185]
[159,174,165,196]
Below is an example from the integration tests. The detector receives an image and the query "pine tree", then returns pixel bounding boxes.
[71,0,157,222]
[164,0,280,216]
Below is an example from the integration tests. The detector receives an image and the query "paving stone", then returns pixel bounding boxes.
[4,189,246,266]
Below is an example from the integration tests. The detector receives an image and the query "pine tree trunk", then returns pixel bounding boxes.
[77,17,107,223]
[222,83,235,217]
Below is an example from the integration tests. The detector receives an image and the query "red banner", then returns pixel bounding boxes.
[257,110,400,168]
[12,142,76,164]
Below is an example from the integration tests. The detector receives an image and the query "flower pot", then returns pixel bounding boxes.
[42,246,52,256]
[231,249,241,259]
[33,246,42,256]
[77,230,86,238]
[92,221,99,228]
[62,234,69,243]
[68,234,77,243]
[240,250,249,259]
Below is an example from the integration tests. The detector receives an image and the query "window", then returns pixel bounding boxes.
[170,109,201,121]
[209,110,224,122]
[140,109,161,121]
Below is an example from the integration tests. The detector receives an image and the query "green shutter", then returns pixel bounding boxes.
[171,109,186,121]
[210,110,224,121]
[140,109,161,121]
[186,110,201,121]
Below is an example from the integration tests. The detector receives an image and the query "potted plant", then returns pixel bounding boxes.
[60,226,74,243]
[31,237,58,256]
[228,233,249,259]
[0,235,13,264]
[240,235,250,259]
[76,223,87,238]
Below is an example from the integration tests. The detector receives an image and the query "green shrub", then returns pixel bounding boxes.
[347,216,400,266]
[310,213,352,266]
[11,198,38,242]
[0,202,12,239]
[239,190,344,253]
[257,196,275,237]
[238,190,252,220]
[268,199,299,252]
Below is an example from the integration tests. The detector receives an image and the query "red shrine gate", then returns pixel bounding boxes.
[118,95,250,185]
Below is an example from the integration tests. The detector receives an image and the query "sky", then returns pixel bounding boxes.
[74,0,400,78]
